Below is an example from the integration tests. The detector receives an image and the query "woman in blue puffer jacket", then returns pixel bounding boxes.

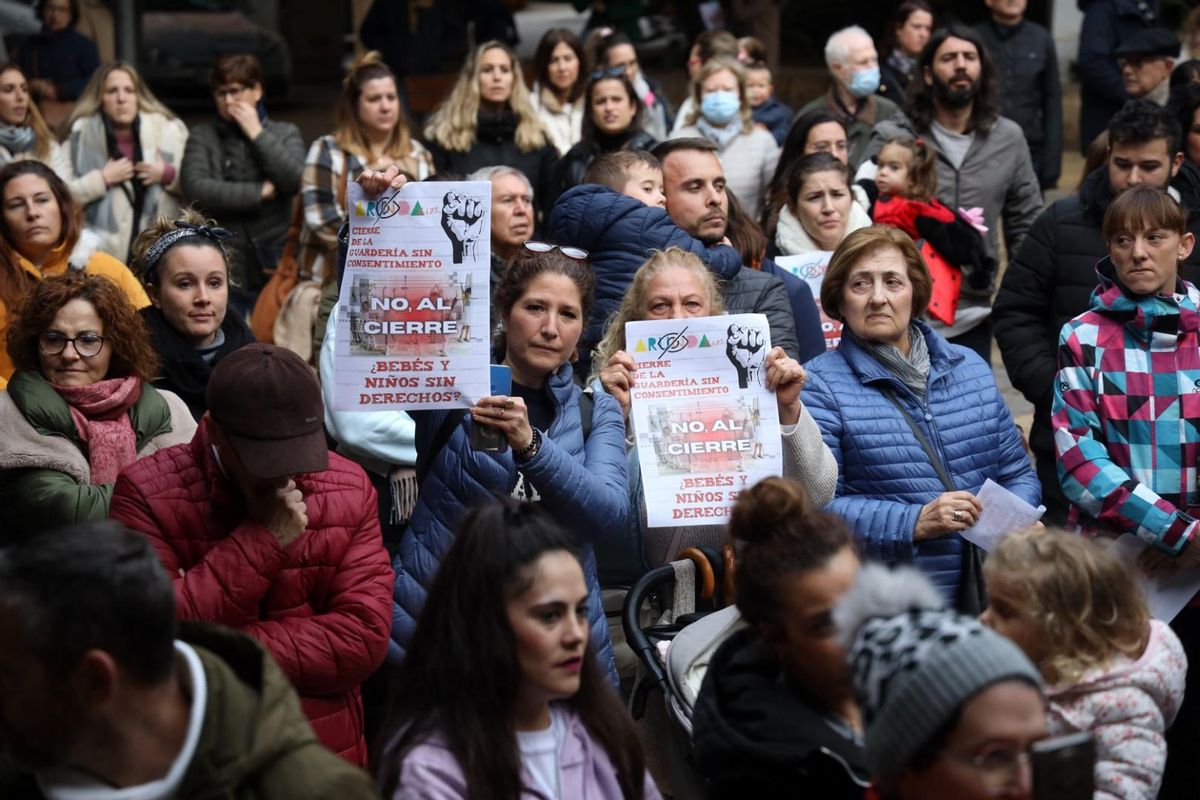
[803,226,1039,606]
[391,242,630,683]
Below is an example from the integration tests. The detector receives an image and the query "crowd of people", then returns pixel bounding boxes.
[4,0,1200,798]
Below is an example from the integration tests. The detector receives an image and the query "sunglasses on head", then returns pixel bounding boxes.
[523,240,588,261]
[589,65,627,81]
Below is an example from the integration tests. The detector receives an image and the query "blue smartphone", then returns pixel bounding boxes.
[469,365,513,452]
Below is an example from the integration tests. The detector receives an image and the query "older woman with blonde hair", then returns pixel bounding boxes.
[593,247,835,570]
[670,57,779,218]
[65,61,187,262]
[802,225,1038,610]
[424,40,558,215]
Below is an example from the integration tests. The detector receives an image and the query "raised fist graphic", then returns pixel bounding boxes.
[441,192,485,264]
[726,324,767,388]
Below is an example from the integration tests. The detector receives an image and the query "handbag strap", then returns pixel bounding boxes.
[880,388,955,493]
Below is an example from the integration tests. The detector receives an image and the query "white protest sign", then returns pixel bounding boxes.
[332,181,491,412]
[774,251,841,351]
[626,314,782,527]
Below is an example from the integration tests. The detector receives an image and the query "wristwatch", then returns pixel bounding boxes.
[514,428,542,462]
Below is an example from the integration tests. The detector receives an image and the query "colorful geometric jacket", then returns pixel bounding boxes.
[1053,258,1200,552]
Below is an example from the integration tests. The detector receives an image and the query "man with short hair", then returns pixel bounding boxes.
[0,521,379,798]
[652,137,812,360]
[974,0,1062,190]
[110,343,394,767]
[796,25,900,169]
[1115,27,1179,105]
[994,99,1200,525]
[865,24,1043,364]
[468,165,533,287]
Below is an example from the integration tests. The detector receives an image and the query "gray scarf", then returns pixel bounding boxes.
[0,123,35,155]
[854,323,930,399]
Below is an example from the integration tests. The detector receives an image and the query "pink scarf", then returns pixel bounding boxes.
[53,376,142,485]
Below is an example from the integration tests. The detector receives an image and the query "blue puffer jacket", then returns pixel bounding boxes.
[391,362,630,682]
[803,321,1040,599]
[548,184,744,370]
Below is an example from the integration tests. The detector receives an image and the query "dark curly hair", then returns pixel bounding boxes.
[7,272,158,382]
[492,247,595,364]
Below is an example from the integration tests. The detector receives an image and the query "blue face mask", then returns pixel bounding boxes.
[700,90,741,125]
[848,66,881,98]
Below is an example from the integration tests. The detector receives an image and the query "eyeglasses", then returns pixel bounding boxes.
[524,241,588,261]
[937,746,1032,797]
[589,66,627,81]
[213,85,249,100]
[38,331,107,358]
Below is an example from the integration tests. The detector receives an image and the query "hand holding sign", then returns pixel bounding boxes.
[726,324,766,388]
[441,192,485,264]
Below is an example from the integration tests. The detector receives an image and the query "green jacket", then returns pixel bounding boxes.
[0,624,381,799]
[180,118,306,293]
[0,371,195,538]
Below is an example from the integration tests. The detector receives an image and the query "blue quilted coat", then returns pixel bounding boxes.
[803,320,1040,599]
[391,362,629,682]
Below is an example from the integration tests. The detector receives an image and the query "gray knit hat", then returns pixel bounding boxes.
[834,564,1043,785]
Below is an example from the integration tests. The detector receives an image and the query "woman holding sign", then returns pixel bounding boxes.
[593,247,836,569]
[358,167,629,683]
[802,225,1038,610]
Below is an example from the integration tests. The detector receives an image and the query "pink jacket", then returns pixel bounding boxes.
[1046,620,1187,800]
[390,704,662,800]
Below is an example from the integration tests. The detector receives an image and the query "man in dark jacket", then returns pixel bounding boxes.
[652,137,804,360]
[974,0,1063,190]
[1076,0,1159,155]
[181,54,306,316]
[0,521,379,799]
[993,100,1200,525]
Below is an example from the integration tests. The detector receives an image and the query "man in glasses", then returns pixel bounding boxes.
[110,343,393,768]
[1115,28,1179,108]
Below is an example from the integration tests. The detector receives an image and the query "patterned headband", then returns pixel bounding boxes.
[143,222,234,281]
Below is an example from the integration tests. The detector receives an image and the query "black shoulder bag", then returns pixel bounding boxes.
[881,388,988,615]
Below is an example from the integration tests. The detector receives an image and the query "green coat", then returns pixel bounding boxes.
[0,371,195,538]
[0,624,381,799]
[180,118,306,293]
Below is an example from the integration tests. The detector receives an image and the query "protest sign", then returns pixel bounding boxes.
[626,314,783,527]
[331,181,491,411]
[775,251,841,350]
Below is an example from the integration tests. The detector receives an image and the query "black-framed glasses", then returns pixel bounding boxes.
[524,240,588,261]
[589,65,627,81]
[38,331,107,358]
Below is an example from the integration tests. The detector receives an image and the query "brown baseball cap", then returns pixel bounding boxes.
[206,343,329,479]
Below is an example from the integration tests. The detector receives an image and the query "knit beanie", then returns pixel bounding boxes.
[834,564,1043,785]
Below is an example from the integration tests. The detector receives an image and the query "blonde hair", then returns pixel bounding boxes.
[591,248,724,380]
[985,528,1150,686]
[130,207,228,285]
[66,61,177,129]
[686,57,753,134]
[424,41,548,154]
[0,64,54,160]
[333,51,420,166]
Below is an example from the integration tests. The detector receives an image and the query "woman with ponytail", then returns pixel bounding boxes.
[300,51,432,287]
[691,477,869,798]
[378,498,659,799]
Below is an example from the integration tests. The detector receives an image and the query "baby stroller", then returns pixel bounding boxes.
[623,546,745,798]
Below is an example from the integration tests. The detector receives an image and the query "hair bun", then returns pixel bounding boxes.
[729,477,812,544]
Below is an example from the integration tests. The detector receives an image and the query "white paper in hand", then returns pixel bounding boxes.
[1111,534,1200,622]
[959,479,1046,552]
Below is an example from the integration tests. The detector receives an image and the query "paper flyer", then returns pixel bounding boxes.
[959,479,1046,552]
[626,314,783,527]
[1112,534,1200,623]
[331,181,492,411]
[774,251,842,351]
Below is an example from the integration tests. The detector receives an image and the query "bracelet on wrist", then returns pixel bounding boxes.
[514,428,542,462]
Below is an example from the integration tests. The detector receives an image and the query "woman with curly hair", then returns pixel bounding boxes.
[64,61,188,261]
[0,272,195,538]
[0,160,147,388]
[423,40,558,215]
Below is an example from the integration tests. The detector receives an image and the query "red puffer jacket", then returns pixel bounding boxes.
[109,421,394,766]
